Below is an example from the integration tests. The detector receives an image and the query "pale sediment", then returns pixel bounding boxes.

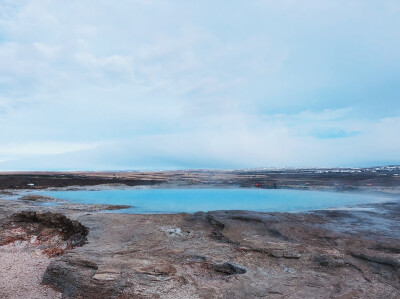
[0,244,61,299]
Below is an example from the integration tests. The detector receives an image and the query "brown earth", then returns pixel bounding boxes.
[1,167,399,190]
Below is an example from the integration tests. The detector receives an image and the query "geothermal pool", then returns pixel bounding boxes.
[34,188,396,214]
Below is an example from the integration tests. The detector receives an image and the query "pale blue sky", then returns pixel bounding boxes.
[0,0,399,170]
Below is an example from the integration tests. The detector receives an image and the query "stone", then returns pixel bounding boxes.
[212,262,247,275]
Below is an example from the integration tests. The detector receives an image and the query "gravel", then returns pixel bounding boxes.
[0,244,61,299]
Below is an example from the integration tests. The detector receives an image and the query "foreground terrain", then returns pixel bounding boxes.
[0,168,400,298]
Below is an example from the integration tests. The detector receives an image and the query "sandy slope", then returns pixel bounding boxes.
[0,244,61,299]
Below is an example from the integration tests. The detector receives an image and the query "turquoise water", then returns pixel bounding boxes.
[34,189,395,214]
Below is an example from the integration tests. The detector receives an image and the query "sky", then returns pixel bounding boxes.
[0,0,400,170]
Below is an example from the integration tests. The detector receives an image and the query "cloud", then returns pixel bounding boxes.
[0,141,102,158]
[1,110,399,170]
[33,42,62,60]
[0,1,399,170]
[311,128,360,139]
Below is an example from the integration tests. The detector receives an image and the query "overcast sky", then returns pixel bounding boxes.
[1,0,400,170]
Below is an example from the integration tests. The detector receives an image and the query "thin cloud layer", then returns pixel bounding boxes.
[0,1,399,170]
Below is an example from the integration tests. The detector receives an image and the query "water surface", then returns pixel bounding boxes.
[35,188,395,214]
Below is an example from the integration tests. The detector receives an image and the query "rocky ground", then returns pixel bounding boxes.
[1,188,400,298]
